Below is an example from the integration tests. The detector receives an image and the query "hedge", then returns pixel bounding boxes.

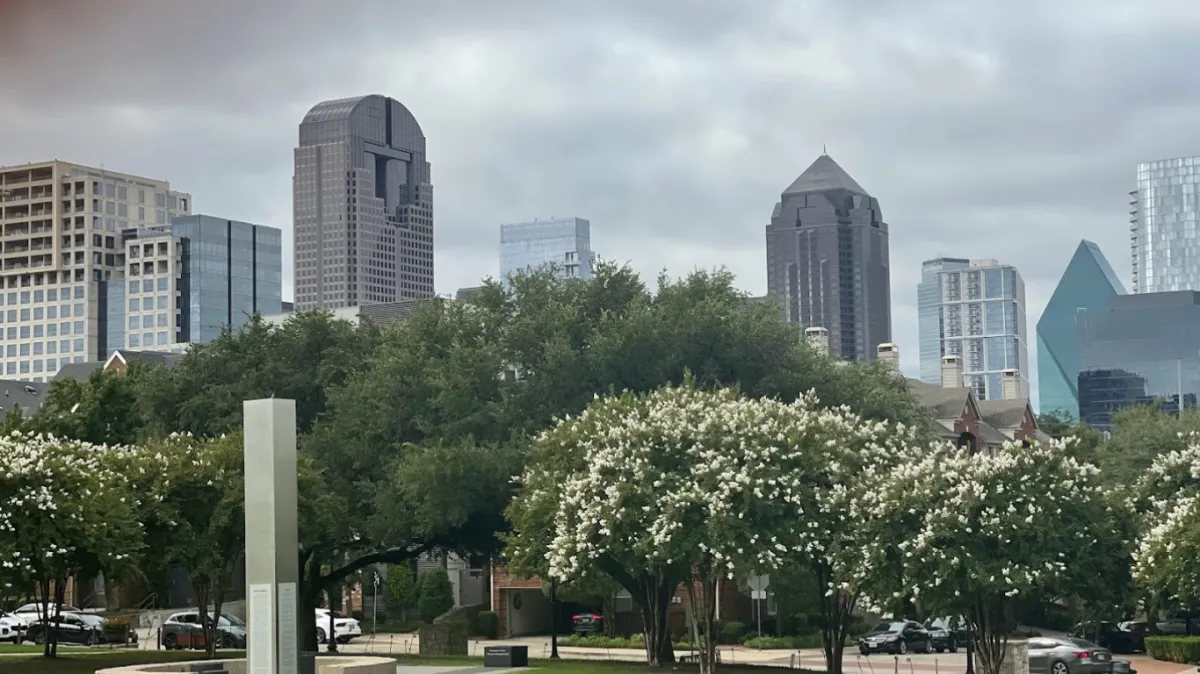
[1146,636,1200,664]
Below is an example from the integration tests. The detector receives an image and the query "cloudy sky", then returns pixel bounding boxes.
[2,0,1197,403]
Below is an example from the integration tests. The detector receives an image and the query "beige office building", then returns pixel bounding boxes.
[0,161,190,381]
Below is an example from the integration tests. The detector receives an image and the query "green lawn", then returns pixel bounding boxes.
[0,650,244,673]
[0,650,814,674]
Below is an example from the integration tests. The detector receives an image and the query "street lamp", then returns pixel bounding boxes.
[549,579,560,659]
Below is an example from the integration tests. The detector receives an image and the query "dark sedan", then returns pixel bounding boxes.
[23,613,101,646]
[859,621,932,655]
[926,616,968,653]
[1073,622,1143,654]
[572,613,603,635]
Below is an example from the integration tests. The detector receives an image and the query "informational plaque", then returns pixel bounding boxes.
[249,583,274,674]
[278,582,299,673]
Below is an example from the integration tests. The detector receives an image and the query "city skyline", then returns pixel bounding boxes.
[499,217,595,287]
[5,0,1200,400]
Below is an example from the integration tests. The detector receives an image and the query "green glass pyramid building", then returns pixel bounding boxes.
[1036,240,1125,418]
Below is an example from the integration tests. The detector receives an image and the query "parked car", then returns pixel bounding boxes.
[926,616,968,652]
[23,612,102,646]
[572,613,604,635]
[1028,636,1114,674]
[1072,622,1143,654]
[859,621,932,655]
[161,611,246,650]
[12,603,82,624]
[314,608,361,644]
[0,611,21,643]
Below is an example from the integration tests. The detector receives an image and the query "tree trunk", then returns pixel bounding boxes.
[300,548,321,651]
[194,579,212,658]
[602,592,616,638]
[633,575,676,666]
[686,564,720,674]
[49,577,66,658]
[327,585,342,652]
[813,564,858,674]
[39,578,52,658]
[969,597,1013,674]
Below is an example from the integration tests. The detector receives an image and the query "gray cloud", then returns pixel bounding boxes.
[2,0,1198,406]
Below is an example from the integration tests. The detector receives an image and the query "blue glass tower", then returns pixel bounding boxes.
[500,217,595,287]
[1036,240,1125,417]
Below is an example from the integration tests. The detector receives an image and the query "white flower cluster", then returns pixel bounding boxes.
[1132,438,1200,604]
[860,439,1123,613]
[0,432,147,589]
[523,385,923,593]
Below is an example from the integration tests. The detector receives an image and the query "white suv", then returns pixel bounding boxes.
[314,608,361,644]
[0,611,20,642]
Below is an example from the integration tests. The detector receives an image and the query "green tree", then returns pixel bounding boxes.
[863,441,1133,674]
[0,404,28,435]
[1100,405,1200,484]
[34,366,146,445]
[417,568,455,623]
[135,312,380,437]
[0,434,142,657]
[385,564,418,623]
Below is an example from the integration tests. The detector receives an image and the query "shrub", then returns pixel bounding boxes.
[561,634,645,648]
[1146,636,1200,664]
[743,634,826,649]
[351,610,365,622]
[417,568,455,623]
[720,621,748,645]
[474,611,499,639]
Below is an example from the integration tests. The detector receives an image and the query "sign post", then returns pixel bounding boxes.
[244,399,308,674]
[747,575,770,637]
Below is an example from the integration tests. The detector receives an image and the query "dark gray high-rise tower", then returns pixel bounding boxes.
[766,153,891,361]
[293,95,434,310]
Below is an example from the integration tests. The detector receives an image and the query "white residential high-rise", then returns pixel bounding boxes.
[0,161,190,381]
[499,217,595,286]
[916,257,1029,401]
[1131,156,1200,293]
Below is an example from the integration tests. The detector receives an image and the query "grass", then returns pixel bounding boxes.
[0,649,818,674]
[0,649,245,673]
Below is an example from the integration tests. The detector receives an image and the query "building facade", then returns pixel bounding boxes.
[1131,156,1200,293]
[293,95,433,310]
[765,153,891,362]
[0,161,190,381]
[1036,240,1125,418]
[917,257,970,384]
[499,217,595,286]
[106,216,282,352]
[1077,292,1200,429]
[917,258,1028,400]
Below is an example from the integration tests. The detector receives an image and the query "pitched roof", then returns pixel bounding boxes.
[0,379,50,413]
[53,361,104,381]
[976,399,1031,431]
[783,154,869,196]
[106,350,184,369]
[907,379,973,420]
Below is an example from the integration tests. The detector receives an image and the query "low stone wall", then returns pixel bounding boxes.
[95,655,394,674]
[419,621,469,655]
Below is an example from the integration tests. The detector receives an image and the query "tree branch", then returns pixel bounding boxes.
[317,542,437,585]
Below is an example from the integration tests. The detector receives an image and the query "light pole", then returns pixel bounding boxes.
[549,579,560,659]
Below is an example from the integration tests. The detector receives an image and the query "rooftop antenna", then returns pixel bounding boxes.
[822,143,828,155]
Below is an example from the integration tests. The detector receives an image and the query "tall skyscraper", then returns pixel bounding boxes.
[106,215,283,353]
[499,217,595,287]
[765,153,891,361]
[1036,240,1125,417]
[293,95,433,310]
[0,161,190,381]
[917,258,1029,400]
[1131,156,1200,293]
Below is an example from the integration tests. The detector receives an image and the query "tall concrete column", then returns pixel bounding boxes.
[244,399,309,674]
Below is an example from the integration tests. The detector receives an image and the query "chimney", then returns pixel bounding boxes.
[876,343,899,371]
[804,326,829,356]
[1001,369,1021,401]
[940,355,963,388]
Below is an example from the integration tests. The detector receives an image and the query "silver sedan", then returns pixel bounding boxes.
[1029,637,1114,674]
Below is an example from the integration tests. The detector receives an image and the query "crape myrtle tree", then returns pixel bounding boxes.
[507,382,925,673]
[0,433,142,657]
[1131,439,1200,615]
[861,440,1132,674]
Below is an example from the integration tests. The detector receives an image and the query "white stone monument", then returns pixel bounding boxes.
[244,399,312,674]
